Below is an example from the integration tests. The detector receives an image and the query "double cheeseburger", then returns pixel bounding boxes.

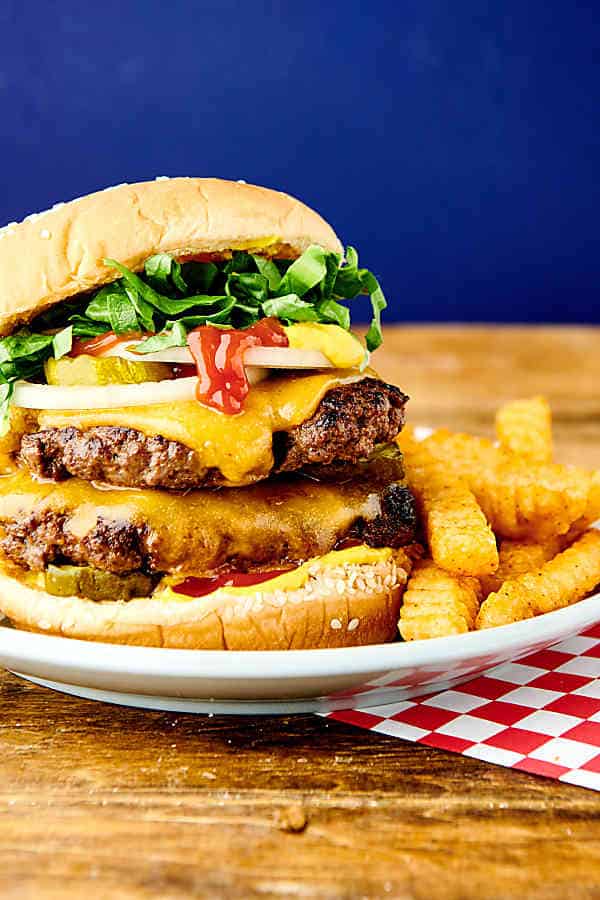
[0,178,417,649]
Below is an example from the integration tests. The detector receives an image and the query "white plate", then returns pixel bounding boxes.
[1,590,599,714]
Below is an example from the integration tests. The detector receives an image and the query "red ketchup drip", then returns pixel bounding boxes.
[70,331,141,357]
[173,570,292,598]
[186,318,289,414]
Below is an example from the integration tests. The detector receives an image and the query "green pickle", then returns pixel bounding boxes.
[44,355,173,386]
[45,565,152,601]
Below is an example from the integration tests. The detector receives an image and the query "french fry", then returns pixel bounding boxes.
[420,429,591,541]
[495,396,553,463]
[398,431,498,576]
[399,559,483,640]
[479,537,563,596]
[565,470,600,541]
[476,530,600,629]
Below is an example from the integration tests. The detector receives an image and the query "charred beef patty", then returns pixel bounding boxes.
[19,379,407,490]
[0,463,417,576]
[275,379,407,471]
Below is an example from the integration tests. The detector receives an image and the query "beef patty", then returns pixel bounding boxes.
[19,378,407,491]
[0,460,417,576]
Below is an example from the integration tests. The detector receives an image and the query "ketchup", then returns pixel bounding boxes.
[70,331,141,357]
[172,570,292,598]
[186,318,288,415]
[176,252,222,264]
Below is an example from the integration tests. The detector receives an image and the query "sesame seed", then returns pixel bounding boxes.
[347,618,360,631]
[40,228,51,239]
[330,618,343,630]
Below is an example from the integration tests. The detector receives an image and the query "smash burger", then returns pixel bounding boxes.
[0,178,417,649]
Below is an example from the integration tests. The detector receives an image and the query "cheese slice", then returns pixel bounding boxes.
[37,370,366,486]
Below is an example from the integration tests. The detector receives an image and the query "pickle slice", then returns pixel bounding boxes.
[45,565,152,601]
[45,355,173,387]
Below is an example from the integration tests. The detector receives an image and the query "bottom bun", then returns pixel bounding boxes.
[0,556,410,649]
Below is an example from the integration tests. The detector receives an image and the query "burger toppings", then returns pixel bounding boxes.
[44,564,153,602]
[172,570,293,598]
[0,245,385,431]
[19,379,407,490]
[69,331,139,358]
[187,317,288,414]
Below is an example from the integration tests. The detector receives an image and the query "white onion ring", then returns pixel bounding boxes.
[101,343,333,369]
[12,367,268,411]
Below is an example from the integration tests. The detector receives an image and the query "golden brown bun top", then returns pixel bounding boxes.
[0,177,343,336]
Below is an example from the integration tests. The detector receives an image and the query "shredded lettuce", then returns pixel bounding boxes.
[0,244,387,431]
[52,326,73,360]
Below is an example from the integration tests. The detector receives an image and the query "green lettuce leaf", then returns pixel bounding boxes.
[145,253,188,294]
[252,255,281,291]
[277,245,330,297]
[52,326,73,360]
[262,295,320,322]
[0,381,14,437]
[135,321,189,354]
[0,332,55,362]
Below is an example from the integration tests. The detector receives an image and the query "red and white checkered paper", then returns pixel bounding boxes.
[325,623,600,790]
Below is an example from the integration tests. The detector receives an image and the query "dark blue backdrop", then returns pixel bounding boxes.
[1,2,599,323]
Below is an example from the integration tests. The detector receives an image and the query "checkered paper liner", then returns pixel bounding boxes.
[325,623,600,790]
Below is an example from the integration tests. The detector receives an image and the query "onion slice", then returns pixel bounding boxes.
[101,343,334,369]
[12,367,268,411]
[244,347,332,368]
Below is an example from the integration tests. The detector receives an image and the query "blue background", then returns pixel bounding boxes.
[0,1,598,323]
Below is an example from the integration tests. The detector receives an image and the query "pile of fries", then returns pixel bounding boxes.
[397,397,600,640]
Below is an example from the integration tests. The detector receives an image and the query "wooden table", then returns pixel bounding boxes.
[2,326,600,899]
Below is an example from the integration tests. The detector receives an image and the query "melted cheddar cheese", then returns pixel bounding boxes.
[37,370,367,486]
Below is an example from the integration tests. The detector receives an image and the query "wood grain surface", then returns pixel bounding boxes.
[1,326,600,900]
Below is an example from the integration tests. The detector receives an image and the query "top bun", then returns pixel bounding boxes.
[0,177,343,336]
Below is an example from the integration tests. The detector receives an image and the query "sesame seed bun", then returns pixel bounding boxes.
[0,177,343,336]
[0,556,409,650]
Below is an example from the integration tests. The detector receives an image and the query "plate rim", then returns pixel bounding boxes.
[0,587,598,680]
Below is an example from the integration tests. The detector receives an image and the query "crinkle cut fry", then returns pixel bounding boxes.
[399,559,483,641]
[495,396,553,464]
[479,536,563,596]
[476,529,600,629]
[565,469,600,541]
[397,431,498,576]
[420,429,591,540]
